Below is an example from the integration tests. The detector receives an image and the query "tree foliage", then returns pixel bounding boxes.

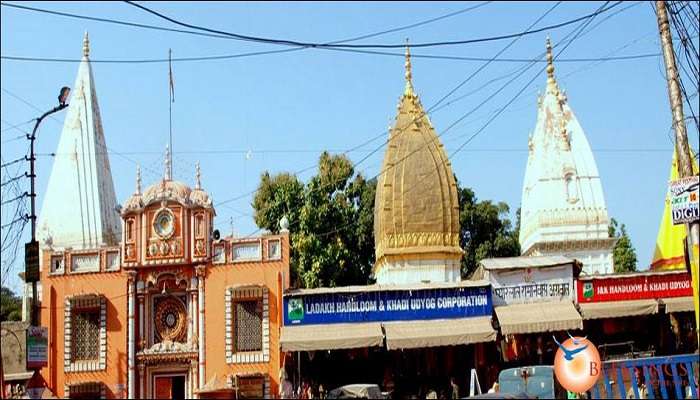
[1,286,22,322]
[253,152,376,288]
[609,218,638,273]
[252,157,521,287]
[458,183,520,278]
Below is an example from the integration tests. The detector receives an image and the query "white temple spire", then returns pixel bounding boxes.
[518,37,614,275]
[37,33,121,249]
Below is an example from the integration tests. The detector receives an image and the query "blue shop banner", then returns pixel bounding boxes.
[284,285,492,325]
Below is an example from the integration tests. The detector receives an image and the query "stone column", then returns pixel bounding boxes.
[138,363,146,399]
[127,271,137,399]
[195,265,206,390]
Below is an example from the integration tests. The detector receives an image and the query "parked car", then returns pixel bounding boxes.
[327,384,387,399]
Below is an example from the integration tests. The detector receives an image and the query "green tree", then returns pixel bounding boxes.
[458,184,520,278]
[609,218,638,273]
[252,152,376,288]
[1,286,22,322]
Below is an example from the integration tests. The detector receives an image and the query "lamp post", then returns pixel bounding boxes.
[26,86,70,328]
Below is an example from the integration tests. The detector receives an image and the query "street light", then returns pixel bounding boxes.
[26,87,70,329]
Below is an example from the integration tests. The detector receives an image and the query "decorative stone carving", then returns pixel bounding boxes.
[141,339,195,355]
[154,297,187,343]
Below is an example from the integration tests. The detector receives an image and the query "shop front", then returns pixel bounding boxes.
[280,281,496,398]
[576,270,696,360]
[472,256,584,382]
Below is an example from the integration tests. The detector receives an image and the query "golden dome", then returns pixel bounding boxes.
[373,44,462,266]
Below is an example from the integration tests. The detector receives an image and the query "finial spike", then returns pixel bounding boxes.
[195,161,201,190]
[83,31,90,58]
[545,36,556,83]
[404,38,415,96]
[164,144,172,181]
[136,165,142,195]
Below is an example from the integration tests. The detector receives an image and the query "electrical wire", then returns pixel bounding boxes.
[1,1,623,49]
[123,0,623,49]
[0,51,661,64]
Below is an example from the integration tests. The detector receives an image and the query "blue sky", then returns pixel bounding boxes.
[2,1,698,292]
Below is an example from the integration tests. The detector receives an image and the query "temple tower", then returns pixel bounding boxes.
[519,38,614,274]
[373,42,463,284]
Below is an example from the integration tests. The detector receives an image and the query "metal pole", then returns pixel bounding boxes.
[656,0,700,343]
[28,103,67,327]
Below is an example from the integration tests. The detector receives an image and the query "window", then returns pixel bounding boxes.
[66,382,104,399]
[65,295,106,372]
[71,253,99,273]
[105,251,120,271]
[232,242,262,262]
[234,300,263,352]
[213,243,226,264]
[72,309,100,361]
[126,219,135,242]
[194,214,205,239]
[225,286,270,364]
[51,254,64,274]
[267,240,281,260]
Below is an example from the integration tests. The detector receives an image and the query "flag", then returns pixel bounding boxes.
[169,48,175,103]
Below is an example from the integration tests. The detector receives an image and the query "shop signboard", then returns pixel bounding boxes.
[577,271,692,303]
[26,326,48,369]
[284,285,492,326]
[25,240,40,282]
[487,265,574,307]
[669,176,699,225]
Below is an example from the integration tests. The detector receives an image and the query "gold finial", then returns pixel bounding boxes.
[83,31,90,58]
[404,38,415,96]
[136,165,142,195]
[195,161,201,190]
[164,144,171,181]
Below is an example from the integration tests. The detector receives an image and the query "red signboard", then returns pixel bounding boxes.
[577,272,692,303]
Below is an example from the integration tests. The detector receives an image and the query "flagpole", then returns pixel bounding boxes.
[169,48,173,176]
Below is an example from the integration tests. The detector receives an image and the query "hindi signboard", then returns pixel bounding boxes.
[669,176,699,225]
[577,271,692,303]
[284,285,492,326]
[26,326,48,369]
[25,240,40,282]
[487,265,574,307]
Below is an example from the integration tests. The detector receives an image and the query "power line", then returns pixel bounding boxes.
[0,174,26,187]
[124,0,623,49]
[0,51,660,65]
[0,156,25,168]
[2,1,623,50]
[1,192,28,205]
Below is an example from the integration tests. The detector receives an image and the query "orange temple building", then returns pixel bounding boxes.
[35,33,290,399]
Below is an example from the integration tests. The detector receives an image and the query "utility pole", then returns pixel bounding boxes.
[656,0,700,342]
[26,87,70,328]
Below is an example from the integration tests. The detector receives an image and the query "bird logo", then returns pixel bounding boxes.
[553,333,588,361]
[553,333,601,394]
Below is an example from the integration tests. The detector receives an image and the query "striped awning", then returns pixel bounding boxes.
[579,299,659,320]
[495,300,583,335]
[383,317,496,350]
[660,296,695,313]
[281,322,383,352]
